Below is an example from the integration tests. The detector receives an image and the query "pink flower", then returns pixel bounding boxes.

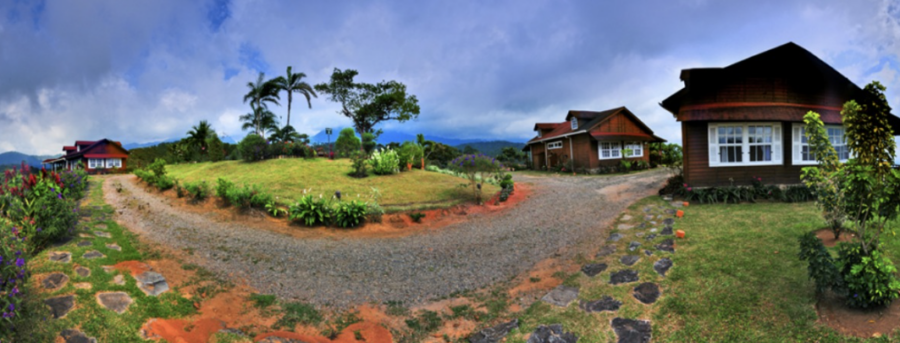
[687,187,693,191]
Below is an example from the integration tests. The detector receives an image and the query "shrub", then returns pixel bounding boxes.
[239,134,267,162]
[208,134,225,162]
[619,159,633,171]
[334,200,367,228]
[366,202,384,223]
[362,132,377,154]
[335,128,361,158]
[250,189,273,208]
[183,181,210,202]
[447,154,503,204]
[226,184,254,209]
[798,232,843,294]
[155,175,175,190]
[499,187,513,202]
[216,178,234,199]
[266,141,285,159]
[659,174,684,196]
[499,173,514,191]
[0,218,27,335]
[149,158,168,178]
[408,212,425,223]
[398,141,425,170]
[265,201,286,217]
[289,194,334,226]
[175,181,185,198]
[370,148,400,175]
[349,150,369,178]
[837,244,900,308]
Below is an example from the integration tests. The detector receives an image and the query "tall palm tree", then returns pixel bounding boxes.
[268,125,310,144]
[243,72,281,112]
[273,66,317,128]
[240,106,279,139]
[186,120,215,153]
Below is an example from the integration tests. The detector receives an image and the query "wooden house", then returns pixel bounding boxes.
[43,139,129,174]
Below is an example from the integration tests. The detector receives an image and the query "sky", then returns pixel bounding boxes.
[0,0,899,156]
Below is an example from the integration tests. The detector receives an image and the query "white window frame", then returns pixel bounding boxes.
[88,158,102,169]
[624,142,643,158]
[708,122,782,167]
[547,141,563,150]
[599,142,621,160]
[106,158,122,168]
[571,118,578,130]
[791,123,850,165]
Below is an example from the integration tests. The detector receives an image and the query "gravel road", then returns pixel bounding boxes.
[103,169,668,307]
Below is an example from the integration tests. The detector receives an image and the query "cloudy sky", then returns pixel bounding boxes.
[1,0,899,155]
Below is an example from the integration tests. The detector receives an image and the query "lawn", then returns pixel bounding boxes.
[164,158,500,212]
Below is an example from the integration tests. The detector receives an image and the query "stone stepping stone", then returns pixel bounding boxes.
[596,245,617,258]
[106,243,121,251]
[665,209,676,215]
[627,241,641,252]
[95,224,107,230]
[663,218,675,226]
[637,222,646,229]
[656,239,675,253]
[97,292,133,314]
[83,251,105,259]
[135,271,169,296]
[642,207,652,213]
[112,274,125,285]
[611,318,652,343]
[580,296,621,313]
[468,319,518,343]
[94,231,111,238]
[620,255,640,266]
[42,273,69,290]
[75,266,91,278]
[644,215,654,220]
[607,233,624,242]
[650,228,658,233]
[60,328,98,343]
[102,266,115,273]
[650,221,658,226]
[50,251,72,263]
[78,233,92,238]
[541,285,579,307]
[581,263,608,277]
[526,324,578,343]
[644,250,653,256]
[644,233,657,241]
[617,223,634,230]
[654,258,673,277]
[44,295,75,319]
[633,283,661,304]
[609,270,639,285]
[621,214,633,221]
[635,232,644,238]
[77,241,92,247]
[660,226,673,235]
[74,282,92,290]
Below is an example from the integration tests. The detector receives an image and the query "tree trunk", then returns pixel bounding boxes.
[286,92,292,128]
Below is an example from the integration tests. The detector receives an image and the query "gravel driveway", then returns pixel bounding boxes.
[103,169,668,307]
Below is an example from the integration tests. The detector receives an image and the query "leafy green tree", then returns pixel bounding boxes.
[207,134,225,162]
[243,72,281,112]
[314,68,420,136]
[268,125,309,144]
[361,132,377,154]
[238,134,267,162]
[497,147,526,164]
[843,81,895,177]
[462,145,479,155]
[240,106,280,139]
[428,143,460,168]
[274,66,317,128]
[334,128,361,158]
[397,141,424,169]
[186,120,215,156]
[801,111,846,239]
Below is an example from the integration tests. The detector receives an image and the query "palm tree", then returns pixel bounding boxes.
[186,120,215,154]
[240,106,280,139]
[268,125,309,143]
[273,66,317,128]
[243,72,281,112]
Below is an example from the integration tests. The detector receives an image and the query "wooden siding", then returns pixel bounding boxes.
[681,77,851,108]
[595,113,646,135]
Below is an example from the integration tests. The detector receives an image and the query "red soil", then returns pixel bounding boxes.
[817,290,900,338]
[113,260,151,276]
[253,322,392,343]
[815,227,856,248]
[141,318,225,343]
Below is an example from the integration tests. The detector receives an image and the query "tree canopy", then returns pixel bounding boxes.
[314,68,420,136]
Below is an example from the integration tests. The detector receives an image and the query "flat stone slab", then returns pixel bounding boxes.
[607,233,623,242]
[83,250,105,259]
[628,241,641,251]
[50,251,72,263]
[656,239,675,253]
[135,271,169,296]
[106,243,121,251]
[644,250,653,256]
[94,231,111,238]
[75,266,91,278]
[665,209,676,215]
[635,232,644,238]
[644,215,654,221]
[76,241,92,247]
[581,263,608,277]
[642,207,652,213]
[617,223,634,230]
[633,282,661,304]
[580,296,622,313]
[102,266,115,273]
[42,273,69,290]
[644,233,657,241]
[95,224,107,230]
[620,255,640,266]
[78,233,92,238]
[468,319,518,343]
[654,258,673,277]
[663,218,675,226]
[45,295,75,319]
[649,228,657,233]
[660,226,673,235]
[97,292,133,314]
[609,270,639,285]
[526,324,578,343]
[596,245,617,258]
[113,274,125,285]
[611,318,652,343]
[541,285,579,307]
[60,329,98,343]
[74,282,92,290]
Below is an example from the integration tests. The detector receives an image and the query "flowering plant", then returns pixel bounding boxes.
[447,154,503,204]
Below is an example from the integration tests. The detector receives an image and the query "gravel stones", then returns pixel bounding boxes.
[656,239,675,253]
[607,233,624,242]
[526,324,578,343]
[633,283,661,304]
[541,285,579,307]
[75,266,91,278]
[617,223,634,230]
[611,318,652,343]
[665,209,676,215]
[627,241,641,252]
[620,255,640,266]
[94,231,111,238]
[596,245,617,258]
[134,271,169,296]
[77,241,92,247]
[580,296,621,313]
[644,234,657,241]
[96,292,133,314]
[621,214,633,221]
[83,250,105,259]
[59,329,97,343]
[654,258,673,277]
[662,218,675,226]
[45,295,75,318]
[609,270,639,285]
[581,263,608,277]
[42,273,69,290]
[660,227,673,235]
[50,251,72,263]
[106,243,121,251]
[468,319,519,343]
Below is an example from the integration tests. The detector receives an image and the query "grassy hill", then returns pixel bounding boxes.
[165,159,499,212]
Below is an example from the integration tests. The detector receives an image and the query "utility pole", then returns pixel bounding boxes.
[325,128,333,155]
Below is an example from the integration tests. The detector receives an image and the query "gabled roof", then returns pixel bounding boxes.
[526,106,662,144]
[533,123,559,130]
[62,139,129,160]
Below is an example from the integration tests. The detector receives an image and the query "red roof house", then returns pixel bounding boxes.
[43,139,129,174]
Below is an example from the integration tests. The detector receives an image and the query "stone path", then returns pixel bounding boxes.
[59,329,98,343]
[134,271,169,296]
[541,285,579,307]
[44,295,75,318]
[611,318,652,343]
[581,263,607,277]
[580,296,621,313]
[97,292,133,314]
[42,273,69,290]
[526,324,578,343]
[468,319,519,343]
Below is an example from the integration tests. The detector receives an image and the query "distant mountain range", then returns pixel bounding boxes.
[308,127,524,147]
[454,141,526,156]
[0,151,57,168]
[122,135,237,150]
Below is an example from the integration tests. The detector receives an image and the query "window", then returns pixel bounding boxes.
[107,158,122,168]
[708,123,782,167]
[624,142,643,158]
[571,118,578,130]
[792,124,849,164]
[88,158,102,169]
[547,141,563,150]
[599,142,621,159]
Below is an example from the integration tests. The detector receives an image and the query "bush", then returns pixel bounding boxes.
[447,154,503,204]
[183,181,210,202]
[250,189,273,208]
[619,159,633,171]
[149,158,168,178]
[798,232,843,294]
[499,173,514,191]
[837,244,900,308]
[659,174,684,196]
[289,194,334,226]
[208,135,225,162]
[155,175,175,190]
[334,200,367,228]
[370,148,400,175]
[366,202,384,223]
[398,141,424,170]
[362,132,377,154]
[266,141,286,159]
[349,150,369,178]
[216,178,234,199]
[239,134,267,162]
[225,184,254,209]
[0,218,27,334]
[335,128,361,158]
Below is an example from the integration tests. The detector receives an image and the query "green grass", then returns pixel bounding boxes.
[164,159,500,212]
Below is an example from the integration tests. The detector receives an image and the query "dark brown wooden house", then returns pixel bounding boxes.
[43,139,129,174]
[661,42,900,187]
[524,107,665,172]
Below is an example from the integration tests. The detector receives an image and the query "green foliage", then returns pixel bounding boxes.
[408,212,425,223]
[447,154,503,203]
[274,301,323,329]
[216,178,234,199]
[265,200,285,218]
[289,194,334,226]
[348,150,368,178]
[149,158,168,178]
[798,232,843,294]
[397,141,424,170]
[837,244,900,308]
[334,200,368,228]
[650,142,683,171]
[335,128,361,158]
[800,111,847,240]
[619,159,633,171]
[842,81,895,176]
[208,134,226,163]
[680,179,814,204]
[426,142,461,168]
[315,68,421,137]
[183,181,210,202]
[238,134,268,162]
[249,293,277,309]
[361,132,377,154]
[225,184,255,209]
[369,148,400,175]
